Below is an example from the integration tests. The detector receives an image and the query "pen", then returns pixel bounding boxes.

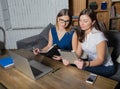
[33,47,36,50]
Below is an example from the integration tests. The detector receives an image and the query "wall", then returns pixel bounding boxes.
[0,0,5,42]
[0,0,68,49]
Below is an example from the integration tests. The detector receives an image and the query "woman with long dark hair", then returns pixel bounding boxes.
[74,8,115,77]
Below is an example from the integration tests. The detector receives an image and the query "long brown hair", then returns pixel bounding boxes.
[56,9,72,31]
[77,8,101,42]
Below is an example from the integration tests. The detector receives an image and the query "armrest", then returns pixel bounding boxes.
[117,55,120,64]
[17,34,48,51]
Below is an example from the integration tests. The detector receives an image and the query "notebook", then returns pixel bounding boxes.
[9,51,53,80]
[39,44,60,58]
[0,57,14,68]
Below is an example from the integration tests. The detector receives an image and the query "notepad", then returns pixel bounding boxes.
[40,44,60,58]
[0,57,14,68]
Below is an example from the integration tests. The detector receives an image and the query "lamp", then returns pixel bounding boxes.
[117,55,120,63]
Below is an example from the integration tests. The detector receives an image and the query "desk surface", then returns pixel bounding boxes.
[0,49,118,89]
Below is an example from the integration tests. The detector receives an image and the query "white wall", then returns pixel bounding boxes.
[0,0,68,49]
[0,0,5,42]
[6,29,43,49]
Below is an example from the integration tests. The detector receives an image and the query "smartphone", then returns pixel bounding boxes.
[86,73,97,84]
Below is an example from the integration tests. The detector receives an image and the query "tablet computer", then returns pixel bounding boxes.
[59,50,78,64]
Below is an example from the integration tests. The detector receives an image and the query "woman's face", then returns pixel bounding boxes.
[79,15,93,31]
[58,15,70,29]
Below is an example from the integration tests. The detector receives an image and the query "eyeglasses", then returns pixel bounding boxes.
[59,19,70,24]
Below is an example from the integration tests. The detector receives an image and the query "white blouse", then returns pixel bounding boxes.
[81,28,113,66]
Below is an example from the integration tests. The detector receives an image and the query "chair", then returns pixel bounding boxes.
[104,30,120,81]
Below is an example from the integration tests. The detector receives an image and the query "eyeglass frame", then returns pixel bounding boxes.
[58,19,70,24]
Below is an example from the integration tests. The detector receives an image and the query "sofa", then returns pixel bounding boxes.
[17,23,120,81]
[17,23,54,51]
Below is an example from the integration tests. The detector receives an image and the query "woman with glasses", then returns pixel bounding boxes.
[73,8,115,77]
[33,9,78,62]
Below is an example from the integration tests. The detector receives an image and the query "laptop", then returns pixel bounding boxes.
[9,51,53,80]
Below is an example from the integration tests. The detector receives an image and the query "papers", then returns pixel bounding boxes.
[0,57,14,68]
[59,50,78,64]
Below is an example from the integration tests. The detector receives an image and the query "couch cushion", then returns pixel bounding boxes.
[33,35,48,49]
[17,23,54,51]
[17,34,48,50]
[40,23,54,41]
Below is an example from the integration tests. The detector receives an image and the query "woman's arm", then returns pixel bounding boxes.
[72,32,78,51]
[76,41,82,58]
[41,29,53,51]
[33,29,53,55]
[74,41,107,69]
[88,41,106,67]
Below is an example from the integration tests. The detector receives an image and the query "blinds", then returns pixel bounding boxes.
[7,0,68,29]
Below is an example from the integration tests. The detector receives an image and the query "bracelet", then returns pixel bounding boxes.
[83,61,90,67]
[83,61,86,68]
[88,61,90,67]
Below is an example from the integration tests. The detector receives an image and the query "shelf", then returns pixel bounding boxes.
[112,0,120,2]
[110,17,120,19]
[94,9,109,12]
[86,0,120,31]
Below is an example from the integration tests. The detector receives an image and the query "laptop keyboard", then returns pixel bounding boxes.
[30,66,43,77]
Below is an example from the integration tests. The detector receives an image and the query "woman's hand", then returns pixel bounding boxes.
[62,59,70,66]
[74,60,84,69]
[52,55,61,61]
[33,48,40,55]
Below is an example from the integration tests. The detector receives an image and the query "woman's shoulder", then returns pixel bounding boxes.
[91,28,107,42]
[68,27,76,33]
[50,26,56,32]
[91,28,104,35]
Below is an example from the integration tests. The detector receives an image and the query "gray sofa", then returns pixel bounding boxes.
[17,24,120,81]
[17,23,54,51]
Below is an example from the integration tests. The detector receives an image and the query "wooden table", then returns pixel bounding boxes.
[0,49,118,89]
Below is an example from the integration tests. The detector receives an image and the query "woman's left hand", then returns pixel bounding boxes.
[62,59,70,66]
[74,60,84,69]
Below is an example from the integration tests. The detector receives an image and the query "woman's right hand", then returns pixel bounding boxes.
[33,48,40,55]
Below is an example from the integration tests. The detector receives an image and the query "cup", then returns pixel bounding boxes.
[101,1,107,10]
